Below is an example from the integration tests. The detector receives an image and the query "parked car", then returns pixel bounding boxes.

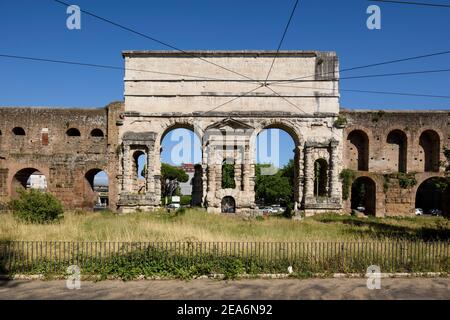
[429,209,442,216]
[271,205,286,213]
[166,203,180,209]
[415,208,424,216]
[258,206,278,214]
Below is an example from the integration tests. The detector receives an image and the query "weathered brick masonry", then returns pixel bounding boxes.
[0,102,123,210]
[341,110,450,217]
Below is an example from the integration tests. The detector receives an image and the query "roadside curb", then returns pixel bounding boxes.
[0,272,448,281]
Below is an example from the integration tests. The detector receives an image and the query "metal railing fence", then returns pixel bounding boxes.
[0,240,448,275]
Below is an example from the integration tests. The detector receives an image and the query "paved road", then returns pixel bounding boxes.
[0,278,449,300]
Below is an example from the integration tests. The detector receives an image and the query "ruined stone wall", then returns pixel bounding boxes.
[0,102,123,210]
[341,109,450,217]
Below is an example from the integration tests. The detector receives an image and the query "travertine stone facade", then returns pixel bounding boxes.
[118,51,343,215]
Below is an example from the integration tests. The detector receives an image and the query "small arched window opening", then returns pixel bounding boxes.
[314,158,328,197]
[12,127,26,136]
[66,128,81,137]
[132,150,147,194]
[90,129,104,138]
[132,150,147,180]
[221,196,236,213]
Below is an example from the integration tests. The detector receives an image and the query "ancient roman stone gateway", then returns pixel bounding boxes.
[0,51,448,217]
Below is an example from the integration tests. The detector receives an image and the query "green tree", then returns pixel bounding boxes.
[160,163,189,197]
[222,163,236,189]
[255,163,293,205]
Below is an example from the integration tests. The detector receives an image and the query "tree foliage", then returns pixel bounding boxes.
[221,163,236,189]
[255,163,293,205]
[161,163,189,182]
[160,163,189,197]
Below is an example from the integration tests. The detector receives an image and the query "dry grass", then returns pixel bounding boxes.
[0,209,448,242]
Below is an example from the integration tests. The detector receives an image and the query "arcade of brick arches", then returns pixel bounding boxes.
[0,51,448,217]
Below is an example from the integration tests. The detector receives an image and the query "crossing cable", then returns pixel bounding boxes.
[6,52,450,83]
[3,52,450,104]
[5,51,450,86]
[266,49,450,86]
[264,85,308,114]
[370,0,450,8]
[0,53,256,82]
[52,0,262,85]
[339,68,450,80]
[270,83,450,99]
[264,0,300,84]
[200,84,265,115]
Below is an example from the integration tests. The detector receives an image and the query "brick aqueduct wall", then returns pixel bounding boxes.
[0,102,123,210]
[0,104,449,216]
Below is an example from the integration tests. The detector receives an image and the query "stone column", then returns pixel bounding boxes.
[294,146,303,206]
[304,144,314,200]
[242,147,251,192]
[122,144,131,192]
[146,145,154,193]
[329,140,340,199]
[201,144,208,206]
[207,146,216,194]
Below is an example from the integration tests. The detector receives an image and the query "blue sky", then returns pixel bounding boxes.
[2,0,450,183]
[1,0,450,109]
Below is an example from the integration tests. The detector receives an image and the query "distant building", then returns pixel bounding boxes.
[94,184,109,207]
[178,163,195,196]
[27,173,47,190]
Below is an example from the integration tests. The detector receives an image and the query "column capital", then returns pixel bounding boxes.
[330,139,339,148]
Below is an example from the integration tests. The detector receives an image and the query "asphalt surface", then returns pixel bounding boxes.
[0,278,449,300]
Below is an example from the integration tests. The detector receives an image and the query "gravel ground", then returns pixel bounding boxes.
[0,278,449,300]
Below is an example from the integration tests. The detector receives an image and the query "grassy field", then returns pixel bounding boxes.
[0,209,449,242]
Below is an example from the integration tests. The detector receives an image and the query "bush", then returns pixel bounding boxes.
[180,195,192,206]
[340,169,355,200]
[9,189,64,224]
[283,203,294,218]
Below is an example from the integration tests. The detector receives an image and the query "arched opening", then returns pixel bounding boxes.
[221,196,236,213]
[255,127,297,211]
[85,169,109,210]
[12,127,26,136]
[11,168,47,198]
[222,159,236,189]
[415,177,449,216]
[314,158,328,198]
[419,130,440,172]
[347,130,369,171]
[386,130,407,173]
[90,129,104,137]
[132,150,147,194]
[160,126,202,207]
[66,128,81,137]
[351,176,376,216]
